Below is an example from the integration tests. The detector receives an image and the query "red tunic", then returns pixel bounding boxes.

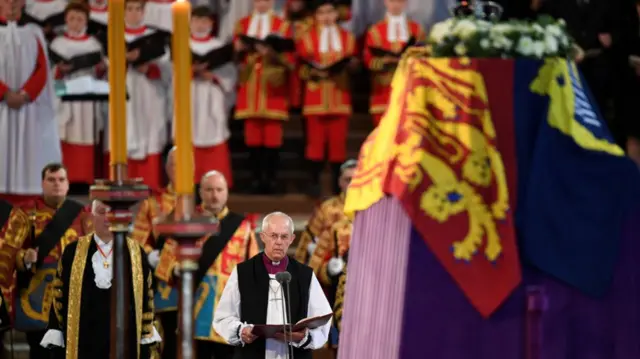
[363,19,426,116]
[233,15,294,121]
[297,26,356,116]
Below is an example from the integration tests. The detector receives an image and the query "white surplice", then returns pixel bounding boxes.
[89,5,108,26]
[188,35,237,147]
[213,268,333,359]
[50,33,105,146]
[0,22,59,194]
[118,26,171,160]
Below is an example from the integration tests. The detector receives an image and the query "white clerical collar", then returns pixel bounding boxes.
[94,233,113,248]
[386,12,406,22]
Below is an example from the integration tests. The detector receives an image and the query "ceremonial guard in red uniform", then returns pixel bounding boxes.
[0,164,92,359]
[233,0,295,193]
[363,0,425,126]
[297,0,357,194]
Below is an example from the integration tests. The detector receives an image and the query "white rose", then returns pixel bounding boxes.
[454,42,468,55]
[452,19,477,40]
[492,36,512,50]
[532,41,545,58]
[429,21,452,43]
[480,38,490,49]
[545,24,563,37]
[544,34,558,54]
[531,23,544,33]
[557,19,566,26]
[517,36,534,56]
[491,24,512,34]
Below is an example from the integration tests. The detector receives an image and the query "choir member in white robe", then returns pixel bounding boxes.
[189,6,236,187]
[24,0,67,39]
[213,212,333,359]
[50,2,106,185]
[143,0,173,33]
[87,0,108,48]
[0,0,59,202]
[118,0,171,191]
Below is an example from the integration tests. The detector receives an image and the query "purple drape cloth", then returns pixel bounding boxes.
[338,196,640,359]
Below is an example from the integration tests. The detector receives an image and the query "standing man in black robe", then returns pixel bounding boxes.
[40,200,161,359]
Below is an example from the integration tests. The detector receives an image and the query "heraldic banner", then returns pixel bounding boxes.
[338,48,640,359]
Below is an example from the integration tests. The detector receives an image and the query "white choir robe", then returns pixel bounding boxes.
[89,5,108,27]
[213,269,333,359]
[116,26,171,191]
[50,33,106,184]
[144,0,174,33]
[24,0,68,36]
[188,35,237,186]
[0,21,59,196]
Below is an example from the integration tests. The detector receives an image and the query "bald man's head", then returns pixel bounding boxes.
[199,171,228,214]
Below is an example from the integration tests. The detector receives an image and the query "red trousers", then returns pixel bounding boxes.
[305,115,349,162]
[372,113,383,127]
[194,142,233,188]
[103,153,163,191]
[61,142,98,184]
[244,118,283,148]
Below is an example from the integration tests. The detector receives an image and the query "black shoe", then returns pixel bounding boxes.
[331,162,342,195]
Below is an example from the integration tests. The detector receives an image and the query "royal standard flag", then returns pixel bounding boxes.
[346,52,522,317]
[345,51,640,317]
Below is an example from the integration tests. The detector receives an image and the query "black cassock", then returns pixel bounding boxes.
[47,235,157,359]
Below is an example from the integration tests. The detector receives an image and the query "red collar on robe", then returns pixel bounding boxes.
[64,32,90,41]
[262,252,289,275]
[125,25,147,34]
[190,33,213,42]
[91,5,108,12]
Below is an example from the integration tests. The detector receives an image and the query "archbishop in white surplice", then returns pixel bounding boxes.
[50,31,106,184]
[213,212,333,359]
[188,33,237,184]
[0,14,59,196]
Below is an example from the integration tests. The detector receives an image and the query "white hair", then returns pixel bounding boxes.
[200,170,227,186]
[261,211,294,234]
[91,199,103,214]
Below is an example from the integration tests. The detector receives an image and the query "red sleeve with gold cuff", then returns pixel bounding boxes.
[21,39,48,101]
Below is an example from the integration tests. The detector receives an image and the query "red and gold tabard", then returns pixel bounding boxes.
[132,185,177,253]
[233,13,295,121]
[0,198,91,331]
[296,193,347,278]
[363,18,426,116]
[154,206,259,342]
[289,15,314,108]
[296,25,356,116]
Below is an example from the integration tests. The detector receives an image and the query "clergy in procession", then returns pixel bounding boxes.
[40,200,161,359]
[233,0,295,194]
[294,159,355,266]
[154,170,259,359]
[189,6,237,187]
[52,1,108,186]
[296,0,357,194]
[0,163,92,359]
[213,211,333,359]
[23,0,67,40]
[363,0,425,126]
[132,148,178,359]
[0,0,60,204]
[122,0,172,191]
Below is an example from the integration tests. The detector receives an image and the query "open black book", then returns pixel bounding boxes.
[239,34,296,53]
[367,36,417,58]
[251,313,333,338]
[49,50,103,74]
[126,32,168,66]
[22,11,65,29]
[192,43,235,70]
[301,57,352,78]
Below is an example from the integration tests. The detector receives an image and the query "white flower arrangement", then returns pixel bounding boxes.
[427,15,574,58]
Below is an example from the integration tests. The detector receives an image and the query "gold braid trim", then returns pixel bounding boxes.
[66,238,91,359]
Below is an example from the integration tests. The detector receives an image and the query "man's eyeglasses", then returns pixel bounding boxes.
[264,232,291,241]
